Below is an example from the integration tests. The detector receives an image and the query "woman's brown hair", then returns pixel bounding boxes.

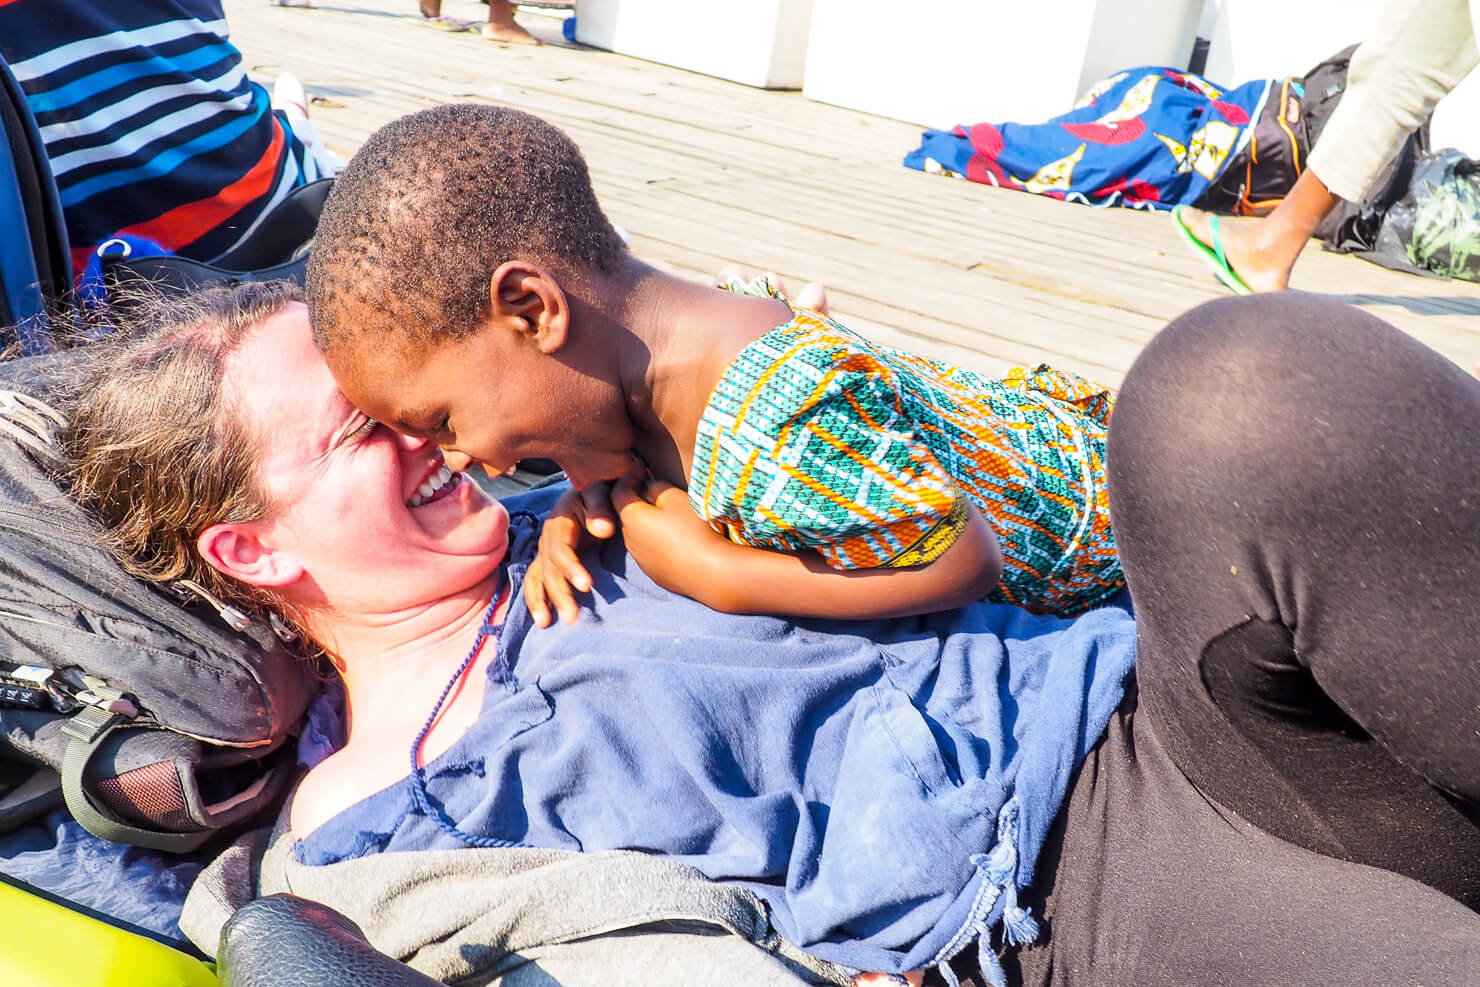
[60,280,304,627]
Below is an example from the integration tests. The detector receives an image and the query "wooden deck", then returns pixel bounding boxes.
[227,0,1480,386]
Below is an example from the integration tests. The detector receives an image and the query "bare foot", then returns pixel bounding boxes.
[483,0,542,45]
[418,0,439,16]
[792,280,829,316]
[1176,206,1298,294]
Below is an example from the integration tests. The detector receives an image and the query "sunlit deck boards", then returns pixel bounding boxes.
[226,0,1480,385]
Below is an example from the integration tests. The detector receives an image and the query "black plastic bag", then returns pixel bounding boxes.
[1356,150,1480,282]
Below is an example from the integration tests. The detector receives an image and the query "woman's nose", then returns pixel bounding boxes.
[395,430,430,451]
[441,447,474,473]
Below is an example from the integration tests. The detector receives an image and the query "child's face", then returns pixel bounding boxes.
[326,321,640,491]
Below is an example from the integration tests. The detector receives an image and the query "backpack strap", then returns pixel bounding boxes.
[60,704,212,854]
[0,51,70,353]
[0,388,64,466]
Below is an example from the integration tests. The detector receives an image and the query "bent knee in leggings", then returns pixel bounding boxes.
[1108,292,1479,527]
[1104,293,1480,905]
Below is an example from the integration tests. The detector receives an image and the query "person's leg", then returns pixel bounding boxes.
[1178,0,1479,292]
[483,0,541,45]
[270,74,341,180]
[1010,695,1480,987]
[1105,292,1480,906]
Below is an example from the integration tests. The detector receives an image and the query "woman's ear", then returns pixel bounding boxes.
[488,260,569,355]
[196,522,304,588]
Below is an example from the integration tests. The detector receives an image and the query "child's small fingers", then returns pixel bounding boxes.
[579,483,618,538]
[542,571,578,623]
[531,604,553,629]
[713,263,746,286]
[540,513,582,554]
[649,481,688,508]
[523,565,553,628]
[554,552,593,594]
[794,280,829,315]
[544,566,584,624]
[609,478,644,512]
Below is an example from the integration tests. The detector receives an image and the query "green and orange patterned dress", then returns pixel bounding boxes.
[689,297,1122,616]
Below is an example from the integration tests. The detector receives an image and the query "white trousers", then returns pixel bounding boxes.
[1306,0,1480,201]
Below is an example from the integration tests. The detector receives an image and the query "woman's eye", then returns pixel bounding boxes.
[349,417,378,441]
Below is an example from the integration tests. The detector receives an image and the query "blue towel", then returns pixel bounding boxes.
[0,809,203,943]
[298,498,1137,981]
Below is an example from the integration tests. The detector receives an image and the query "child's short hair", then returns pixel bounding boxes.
[307,103,626,353]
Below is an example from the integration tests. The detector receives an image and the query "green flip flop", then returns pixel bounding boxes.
[1171,204,1252,296]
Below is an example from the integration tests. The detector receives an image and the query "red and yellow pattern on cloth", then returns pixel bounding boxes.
[689,307,1122,615]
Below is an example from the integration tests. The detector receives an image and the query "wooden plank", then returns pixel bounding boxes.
[222,0,1480,381]
[598,183,1146,370]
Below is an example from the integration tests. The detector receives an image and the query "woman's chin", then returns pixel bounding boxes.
[413,477,508,549]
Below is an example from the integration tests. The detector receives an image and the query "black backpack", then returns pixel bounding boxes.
[0,48,324,852]
[1194,44,1429,251]
[1194,74,1308,217]
[1303,46,1429,251]
[0,351,317,852]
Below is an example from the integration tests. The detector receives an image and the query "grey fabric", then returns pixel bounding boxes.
[182,801,851,987]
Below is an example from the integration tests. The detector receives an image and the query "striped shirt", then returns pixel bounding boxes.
[0,0,332,274]
[691,307,1123,616]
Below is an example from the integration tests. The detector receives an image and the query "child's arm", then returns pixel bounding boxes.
[610,475,1003,620]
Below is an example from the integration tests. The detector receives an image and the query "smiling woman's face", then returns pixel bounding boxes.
[226,303,511,616]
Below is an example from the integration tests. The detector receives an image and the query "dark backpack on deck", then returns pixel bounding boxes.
[0,352,316,852]
[1303,46,1430,251]
[1194,44,1429,252]
[1196,74,1308,217]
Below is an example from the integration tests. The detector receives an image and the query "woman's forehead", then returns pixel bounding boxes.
[228,305,344,446]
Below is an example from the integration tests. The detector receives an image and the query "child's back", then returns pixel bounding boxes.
[696,282,1119,615]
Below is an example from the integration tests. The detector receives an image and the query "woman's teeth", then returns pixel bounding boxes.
[408,464,459,507]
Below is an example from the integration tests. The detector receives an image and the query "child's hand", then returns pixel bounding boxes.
[525,483,620,627]
[609,472,729,594]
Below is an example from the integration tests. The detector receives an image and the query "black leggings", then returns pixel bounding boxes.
[1004,293,1480,987]
[1110,291,1480,904]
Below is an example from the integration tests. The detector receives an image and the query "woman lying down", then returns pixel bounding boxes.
[59,282,1480,987]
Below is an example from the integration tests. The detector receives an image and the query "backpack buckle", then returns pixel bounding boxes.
[0,390,65,465]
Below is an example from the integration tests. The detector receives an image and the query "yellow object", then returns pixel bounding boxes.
[0,877,218,987]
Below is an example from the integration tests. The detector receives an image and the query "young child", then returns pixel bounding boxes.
[305,103,1123,625]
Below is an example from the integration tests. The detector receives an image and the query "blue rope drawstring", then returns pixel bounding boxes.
[407,569,530,849]
[932,797,1040,987]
